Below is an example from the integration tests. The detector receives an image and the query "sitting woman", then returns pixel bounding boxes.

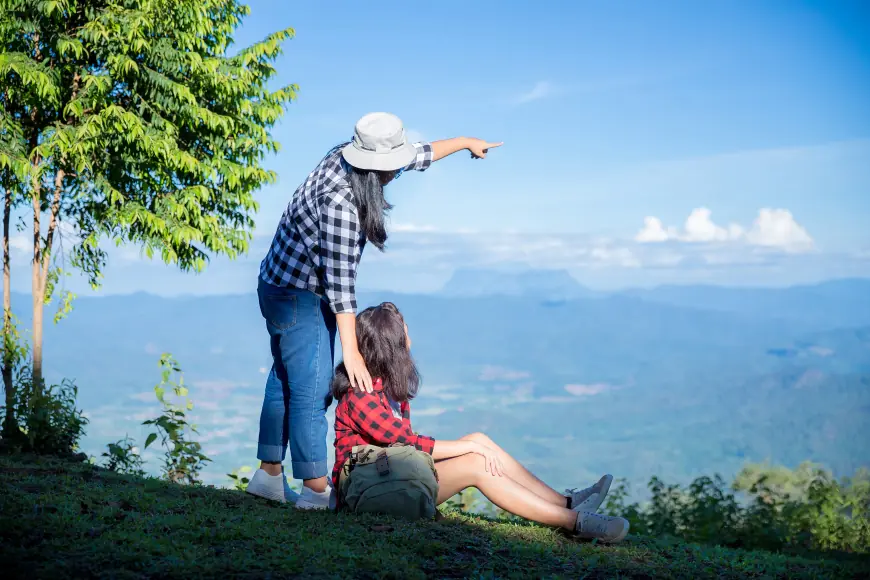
[331,302,630,543]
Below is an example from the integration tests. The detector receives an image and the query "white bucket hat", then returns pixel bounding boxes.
[341,112,417,172]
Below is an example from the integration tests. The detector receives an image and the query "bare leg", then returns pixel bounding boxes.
[436,453,576,531]
[260,460,282,476]
[460,432,566,506]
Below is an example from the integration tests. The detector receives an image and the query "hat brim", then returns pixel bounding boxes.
[341,141,417,172]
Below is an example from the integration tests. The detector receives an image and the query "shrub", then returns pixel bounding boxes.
[1,357,88,456]
[101,435,146,477]
[601,463,870,555]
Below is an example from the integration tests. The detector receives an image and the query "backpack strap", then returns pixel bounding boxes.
[375,449,390,476]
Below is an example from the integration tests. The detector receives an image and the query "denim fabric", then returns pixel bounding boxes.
[257,278,337,480]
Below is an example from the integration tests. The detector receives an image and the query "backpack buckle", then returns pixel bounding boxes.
[375,450,390,476]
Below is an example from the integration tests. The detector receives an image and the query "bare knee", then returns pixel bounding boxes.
[462,432,493,446]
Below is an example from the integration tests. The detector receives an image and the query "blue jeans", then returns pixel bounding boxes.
[257,279,337,480]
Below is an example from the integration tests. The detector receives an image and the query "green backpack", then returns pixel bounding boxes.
[339,443,439,521]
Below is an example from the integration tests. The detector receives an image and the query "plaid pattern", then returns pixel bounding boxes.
[259,141,434,314]
[332,381,435,495]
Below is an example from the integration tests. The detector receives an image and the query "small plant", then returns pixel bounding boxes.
[445,488,485,514]
[101,435,146,476]
[227,466,252,491]
[1,313,30,442]
[2,321,87,456]
[15,370,88,456]
[142,354,210,485]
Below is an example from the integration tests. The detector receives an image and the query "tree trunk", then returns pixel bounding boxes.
[30,168,63,396]
[2,176,16,438]
[31,178,44,394]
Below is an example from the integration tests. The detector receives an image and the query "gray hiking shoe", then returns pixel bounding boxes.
[566,474,613,513]
[575,511,630,543]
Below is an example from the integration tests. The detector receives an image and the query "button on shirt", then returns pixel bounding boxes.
[259,141,434,314]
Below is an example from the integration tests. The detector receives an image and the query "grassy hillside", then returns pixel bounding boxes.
[1,454,868,579]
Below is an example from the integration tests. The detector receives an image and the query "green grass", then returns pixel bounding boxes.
[1,454,868,579]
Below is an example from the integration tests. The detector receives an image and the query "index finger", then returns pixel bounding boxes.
[486,142,504,149]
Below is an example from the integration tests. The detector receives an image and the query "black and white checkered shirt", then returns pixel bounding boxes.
[259,141,433,314]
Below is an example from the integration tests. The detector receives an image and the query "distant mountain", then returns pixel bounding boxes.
[622,278,870,329]
[440,268,599,301]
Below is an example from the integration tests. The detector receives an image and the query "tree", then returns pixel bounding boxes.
[0,0,295,399]
[0,52,30,438]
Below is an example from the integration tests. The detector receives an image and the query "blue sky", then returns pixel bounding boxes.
[7,0,870,295]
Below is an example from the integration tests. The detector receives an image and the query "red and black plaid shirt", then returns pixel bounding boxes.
[332,378,435,497]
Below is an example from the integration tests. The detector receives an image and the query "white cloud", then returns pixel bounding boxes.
[515,81,554,104]
[129,391,156,402]
[478,365,531,382]
[635,207,814,253]
[9,234,28,252]
[683,208,744,242]
[635,217,673,243]
[564,383,611,396]
[745,209,814,253]
[390,222,438,233]
[412,407,447,417]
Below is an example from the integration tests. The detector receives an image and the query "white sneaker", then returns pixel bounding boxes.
[246,469,286,503]
[567,474,613,513]
[575,511,630,543]
[295,485,332,510]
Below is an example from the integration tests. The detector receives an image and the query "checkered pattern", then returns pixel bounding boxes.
[332,382,435,494]
[259,141,434,314]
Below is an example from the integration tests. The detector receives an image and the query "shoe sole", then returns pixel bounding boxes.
[295,499,329,510]
[595,475,613,509]
[612,520,630,543]
[603,519,630,543]
[573,474,614,513]
[575,519,630,544]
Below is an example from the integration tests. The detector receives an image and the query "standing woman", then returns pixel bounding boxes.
[246,112,502,508]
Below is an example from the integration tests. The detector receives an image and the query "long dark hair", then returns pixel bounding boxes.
[331,302,420,402]
[347,165,393,251]
[339,142,394,251]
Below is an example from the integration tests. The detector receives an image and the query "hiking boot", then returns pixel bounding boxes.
[567,474,613,512]
[246,469,287,503]
[575,511,630,543]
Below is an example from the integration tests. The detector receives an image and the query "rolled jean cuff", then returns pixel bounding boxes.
[292,459,328,480]
[257,443,286,463]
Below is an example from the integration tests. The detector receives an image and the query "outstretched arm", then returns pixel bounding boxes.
[431,137,503,161]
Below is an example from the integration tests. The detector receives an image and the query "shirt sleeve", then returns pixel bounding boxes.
[402,142,434,172]
[346,392,435,455]
[319,193,360,314]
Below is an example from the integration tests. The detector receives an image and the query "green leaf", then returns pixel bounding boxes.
[144,433,157,449]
